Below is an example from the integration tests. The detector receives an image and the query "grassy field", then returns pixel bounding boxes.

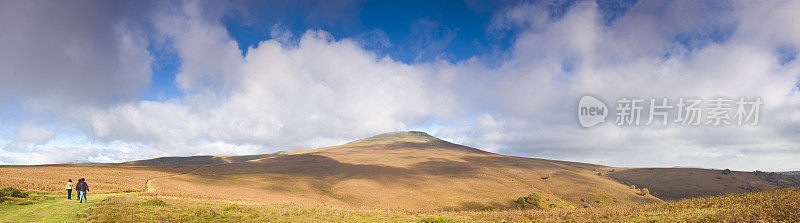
[0,164,196,193]
[79,194,473,223]
[70,187,800,222]
[0,193,118,223]
[458,186,800,222]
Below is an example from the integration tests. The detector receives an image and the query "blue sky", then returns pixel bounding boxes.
[143,0,648,101]
[142,0,521,100]
[1,0,799,171]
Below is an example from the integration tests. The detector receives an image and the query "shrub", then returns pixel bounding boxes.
[418,216,456,223]
[514,193,544,209]
[141,198,167,206]
[541,175,550,180]
[0,187,28,198]
[194,209,218,220]
[722,169,732,175]
[479,205,496,211]
[637,188,650,196]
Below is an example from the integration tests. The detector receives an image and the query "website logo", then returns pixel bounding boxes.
[578,95,608,128]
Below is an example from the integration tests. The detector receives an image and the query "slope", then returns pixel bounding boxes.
[609,167,800,200]
[145,131,660,211]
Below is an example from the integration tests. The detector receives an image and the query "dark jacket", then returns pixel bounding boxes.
[76,181,89,192]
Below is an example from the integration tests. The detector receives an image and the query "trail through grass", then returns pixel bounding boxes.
[0,193,118,223]
[1,165,211,222]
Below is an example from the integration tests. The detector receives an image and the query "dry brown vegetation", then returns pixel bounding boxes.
[455,186,800,222]
[75,186,800,222]
[609,167,800,200]
[147,132,659,211]
[80,194,475,223]
[2,131,797,222]
[0,164,195,193]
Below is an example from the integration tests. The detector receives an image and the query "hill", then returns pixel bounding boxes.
[124,154,277,166]
[136,131,660,211]
[4,131,795,213]
[609,168,800,200]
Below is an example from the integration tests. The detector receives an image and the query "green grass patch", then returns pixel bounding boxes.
[141,198,167,206]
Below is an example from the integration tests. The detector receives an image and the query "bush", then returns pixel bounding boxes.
[418,216,456,223]
[722,169,732,175]
[515,193,544,209]
[479,205,496,211]
[194,209,218,220]
[637,188,650,196]
[0,187,28,199]
[141,198,167,206]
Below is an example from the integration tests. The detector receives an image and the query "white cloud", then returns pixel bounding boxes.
[437,0,800,171]
[2,123,54,152]
[80,3,456,158]
[16,123,55,145]
[1,0,799,171]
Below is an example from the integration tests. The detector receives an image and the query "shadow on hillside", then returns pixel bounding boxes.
[461,155,598,171]
[192,154,486,185]
[381,140,492,154]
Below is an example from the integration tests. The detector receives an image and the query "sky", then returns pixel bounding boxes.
[0,0,799,171]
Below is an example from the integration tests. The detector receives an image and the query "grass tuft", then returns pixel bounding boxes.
[0,187,28,199]
[417,216,457,223]
[141,198,167,206]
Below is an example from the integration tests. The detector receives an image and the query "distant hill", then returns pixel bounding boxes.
[124,154,277,166]
[609,168,800,200]
[781,171,800,175]
[129,131,659,211]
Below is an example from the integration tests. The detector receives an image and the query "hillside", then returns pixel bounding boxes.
[4,131,795,213]
[73,186,800,222]
[609,168,800,200]
[124,154,277,166]
[138,131,660,211]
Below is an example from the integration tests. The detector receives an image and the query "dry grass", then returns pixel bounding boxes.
[80,194,475,223]
[77,187,800,222]
[0,164,195,193]
[455,186,800,222]
[144,132,658,211]
[608,168,792,200]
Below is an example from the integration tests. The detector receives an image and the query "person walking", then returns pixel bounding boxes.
[66,179,73,200]
[76,178,89,203]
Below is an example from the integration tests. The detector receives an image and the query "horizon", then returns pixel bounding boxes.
[8,130,796,173]
[1,0,800,172]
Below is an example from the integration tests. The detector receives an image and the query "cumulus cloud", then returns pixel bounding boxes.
[80,1,456,158]
[1,0,799,171]
[0,0,153,108]
[437,0,800,171]
[2,123,54,152]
